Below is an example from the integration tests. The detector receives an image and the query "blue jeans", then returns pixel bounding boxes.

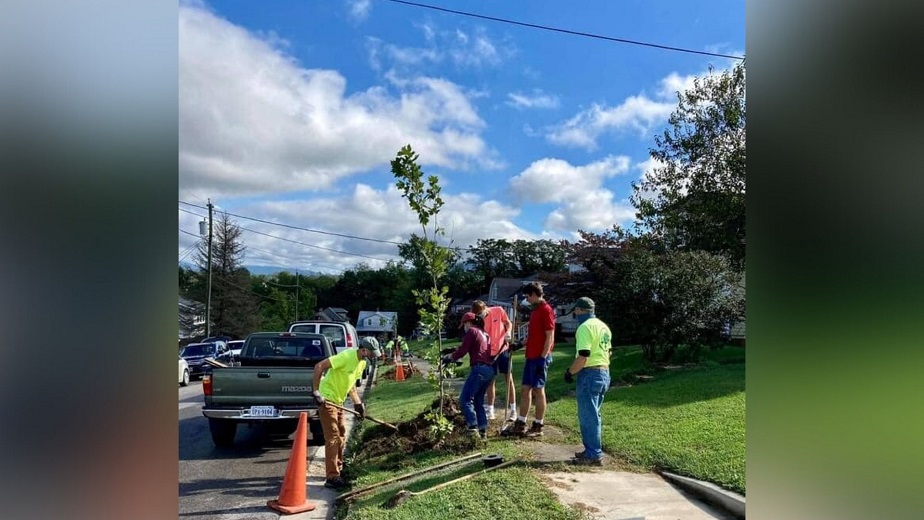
[460,365,496,430]
[576,369,611,460]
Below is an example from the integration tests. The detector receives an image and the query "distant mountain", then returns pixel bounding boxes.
[179,263,326,277]
[245,265,327,277]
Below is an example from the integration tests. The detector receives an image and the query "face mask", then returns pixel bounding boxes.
[576,312,594,325]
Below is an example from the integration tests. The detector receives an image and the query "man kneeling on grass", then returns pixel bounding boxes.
[312,337,383,490]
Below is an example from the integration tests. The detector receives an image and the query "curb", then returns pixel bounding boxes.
[657,470,746,519]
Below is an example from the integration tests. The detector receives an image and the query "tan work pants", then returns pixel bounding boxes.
[318,401,346,479]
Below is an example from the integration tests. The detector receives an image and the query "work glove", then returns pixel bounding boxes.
[440,355,453,366]
[510,339,524,352]
[354,402,366,419]
[313,391,325,405]
[544,355,553,367]
[564,369,574,384]
[440,347,456,355]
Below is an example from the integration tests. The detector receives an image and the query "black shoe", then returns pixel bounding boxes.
[574,450,587,459]
[571,456,602,466]
[524,421,544,438]
[324,477,349,490]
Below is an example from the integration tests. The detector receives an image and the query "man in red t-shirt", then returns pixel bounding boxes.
[508,282,555,438]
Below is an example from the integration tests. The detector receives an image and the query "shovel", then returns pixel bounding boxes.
[325,401,399,432]
[385,458,519,508]
[499,298,519,436]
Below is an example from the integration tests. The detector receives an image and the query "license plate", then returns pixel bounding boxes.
[249,406,276,417]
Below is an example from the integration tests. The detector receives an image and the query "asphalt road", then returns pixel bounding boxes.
[179,380,347,520]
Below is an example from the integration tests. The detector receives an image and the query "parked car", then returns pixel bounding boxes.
[286,320,370,386]
[180,342,231,379]
[179,355,190,386]
[227,340,245,361]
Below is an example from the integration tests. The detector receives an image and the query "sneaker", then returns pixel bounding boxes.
[571,456,603,466]
[503,419,527,437]
[487,408,496,420]
[507,408,518,422]
[479,430,488,440]
[466,427,480,437]
[574,450,587,459]
[524,421,544,438]
[324,477,349,490]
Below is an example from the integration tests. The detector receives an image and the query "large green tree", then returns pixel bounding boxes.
[631,62,746,270]
[564,227,743,361]
[192,212,260,339]
[464,238,567,295]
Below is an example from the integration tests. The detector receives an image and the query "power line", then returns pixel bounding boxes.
[239,226,391,262]
[179,228,200,239]
[376,0,745,61]
[179,200,405,245]
[180,209,351,272]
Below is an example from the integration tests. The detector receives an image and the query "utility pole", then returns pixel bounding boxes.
[295,269,299,321]
[205,199,214,338]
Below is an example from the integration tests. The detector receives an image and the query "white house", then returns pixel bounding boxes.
[356,310,398,335]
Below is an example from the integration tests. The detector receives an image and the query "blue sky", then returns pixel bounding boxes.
[178,0,744,274]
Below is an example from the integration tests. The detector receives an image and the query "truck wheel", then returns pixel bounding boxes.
[208,419,237,448]
[308,419,325,446]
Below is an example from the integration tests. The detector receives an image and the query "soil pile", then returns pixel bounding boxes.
[378,362,423,380]
[353,396,478,469]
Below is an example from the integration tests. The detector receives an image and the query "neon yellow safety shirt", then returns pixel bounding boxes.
[575,317,612,368]
[319,349,366,405]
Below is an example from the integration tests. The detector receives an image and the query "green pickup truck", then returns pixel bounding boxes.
[201,331,330,447]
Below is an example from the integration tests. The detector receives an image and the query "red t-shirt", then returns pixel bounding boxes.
[525,299,555,359]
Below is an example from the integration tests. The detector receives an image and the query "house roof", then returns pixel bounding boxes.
[490,275,540,304]
[312,307,350,322]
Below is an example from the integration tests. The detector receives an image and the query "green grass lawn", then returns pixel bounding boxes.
[342,374,577,520]
[348,339,746,520]
[543,343,746,494]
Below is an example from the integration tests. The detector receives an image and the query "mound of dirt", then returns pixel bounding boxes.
[354,396,478,465]
[379,362,423,380]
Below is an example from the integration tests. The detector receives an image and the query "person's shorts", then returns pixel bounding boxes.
[493,350,512,374]
[522,357,551,388]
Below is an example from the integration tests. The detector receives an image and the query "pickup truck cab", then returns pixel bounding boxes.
[287,320,369,387]
[201,332,332,447]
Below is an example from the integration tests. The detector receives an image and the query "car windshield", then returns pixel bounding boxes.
[181,345,208,357]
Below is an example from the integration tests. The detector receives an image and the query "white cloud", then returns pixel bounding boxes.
[546,96,674,150]
[347,0,372,21]
[506,89,560,110]
[508,156,635,231]
[181,184,536,273]
[545,67,731,151]
[179,6,498,199]
[366,25,514,72]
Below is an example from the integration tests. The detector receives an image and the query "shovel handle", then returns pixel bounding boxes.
[325,401,399,431]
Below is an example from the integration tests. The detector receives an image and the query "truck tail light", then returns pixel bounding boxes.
[202,375,212,396]
[346,334,354,348]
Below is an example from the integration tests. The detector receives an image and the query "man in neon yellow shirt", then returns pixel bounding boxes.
[312,337,382,489]
[563,297,612,466]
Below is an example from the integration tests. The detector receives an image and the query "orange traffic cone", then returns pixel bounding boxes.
[395,361,405,381]
[267,412,317,514]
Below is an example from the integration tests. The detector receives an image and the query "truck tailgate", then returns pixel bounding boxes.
[207,367,314,407]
